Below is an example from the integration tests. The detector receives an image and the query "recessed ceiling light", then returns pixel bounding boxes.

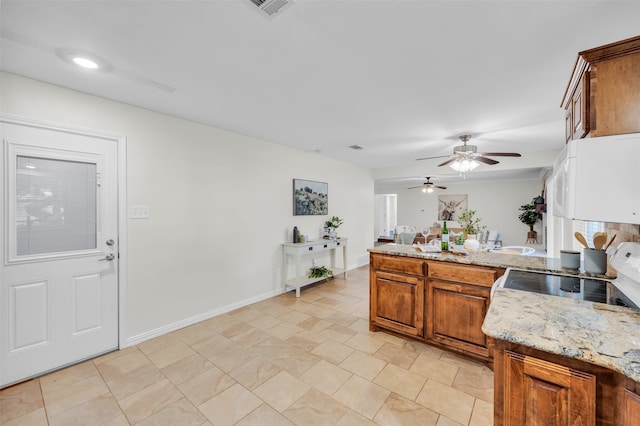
[56,48,112,72]
[72,56,99,69]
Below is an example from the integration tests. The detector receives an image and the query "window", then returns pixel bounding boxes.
[571,220,604,252]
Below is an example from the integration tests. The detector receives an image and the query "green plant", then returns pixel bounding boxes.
[457,209,485,235]
[324,216,343,229]
[518,197,542,231]
[308,265,333,279]
[454,234,465,245]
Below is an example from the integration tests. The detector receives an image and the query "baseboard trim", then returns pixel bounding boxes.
[125,288,282,347]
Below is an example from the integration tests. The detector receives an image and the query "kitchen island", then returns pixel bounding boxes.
[370,243,640,423]
[484,270,640,425]
[367,243,558,361]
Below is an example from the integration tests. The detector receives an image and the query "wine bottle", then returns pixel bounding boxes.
[441,221,449,251]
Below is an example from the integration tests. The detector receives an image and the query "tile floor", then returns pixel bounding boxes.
[0,266,494,425]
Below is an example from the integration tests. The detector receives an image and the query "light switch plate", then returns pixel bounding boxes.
[129,206,150,219]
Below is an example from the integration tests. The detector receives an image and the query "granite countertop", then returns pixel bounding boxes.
[368,243,612,278]
[369,243,569,274]
[483,287,640,382]
[371,243,638,380]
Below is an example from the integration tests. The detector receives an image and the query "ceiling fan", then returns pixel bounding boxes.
[408,177,447,193]
[416,134,522,172]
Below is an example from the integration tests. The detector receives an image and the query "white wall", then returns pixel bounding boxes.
[376,178,545,247]
[1,72,375,342]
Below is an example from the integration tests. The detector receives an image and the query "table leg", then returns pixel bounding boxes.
[343,246,348,278]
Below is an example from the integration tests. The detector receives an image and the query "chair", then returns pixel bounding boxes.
[484,229,501,246]
[397,232,417,244]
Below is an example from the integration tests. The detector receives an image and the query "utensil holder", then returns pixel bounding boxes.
[583,248,607,274]
[560,250,580,270]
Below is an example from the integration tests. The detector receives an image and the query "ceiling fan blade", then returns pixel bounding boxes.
[407,185,424,189]
[434,185,447,190]
[474,156,500,165]
[416,155,451,161]
[479,152,522,157]
[438,158,457,167]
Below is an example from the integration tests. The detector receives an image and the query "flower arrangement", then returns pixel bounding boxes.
[457,209,485,235]
[324,216,343,229]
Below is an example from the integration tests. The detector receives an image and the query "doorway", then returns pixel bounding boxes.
[375,194,397,239]
[0,116,127,387]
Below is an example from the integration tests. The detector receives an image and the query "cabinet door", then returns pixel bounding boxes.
[426,280,491,358]
[572,72,590,139]
[371,270,424,337]
[502,350,596,425]
[565,107,573,143]
[624,389,640,426]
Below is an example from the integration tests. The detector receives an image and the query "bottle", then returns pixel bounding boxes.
[293,226,299,243]
[441,221,449,251]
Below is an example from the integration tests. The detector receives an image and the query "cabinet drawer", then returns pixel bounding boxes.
[427,262,500,286]
[372,255,425,276]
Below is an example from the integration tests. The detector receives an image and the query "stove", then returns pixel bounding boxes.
[494,242,640,310]
[499,269,637,308]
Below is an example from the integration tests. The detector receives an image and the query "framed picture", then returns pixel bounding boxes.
[438,194,468,221]
[293,179,328,216]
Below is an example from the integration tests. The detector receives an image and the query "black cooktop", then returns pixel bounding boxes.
[502,269,638,309]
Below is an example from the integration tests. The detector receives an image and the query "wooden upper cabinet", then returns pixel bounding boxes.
[561,35,640,140]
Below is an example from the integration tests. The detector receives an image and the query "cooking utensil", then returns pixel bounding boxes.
[604,234,617,251]
[574,232,590,249]
[593,232,607,250]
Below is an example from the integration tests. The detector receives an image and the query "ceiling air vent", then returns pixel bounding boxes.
[249,0,294,18]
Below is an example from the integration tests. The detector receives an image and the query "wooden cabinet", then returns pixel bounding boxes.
[369,253,504,361]
[370,255,424,337]
[494,340,625,426]
[426,262,502,359]
[623,388,640,426]
[562,36,640,140]
[564,69,590,142]
[502,350,596,425]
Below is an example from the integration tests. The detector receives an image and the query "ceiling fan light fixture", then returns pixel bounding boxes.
[449,158,479,172]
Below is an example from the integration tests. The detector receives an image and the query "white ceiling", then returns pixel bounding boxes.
[1,1,639,188]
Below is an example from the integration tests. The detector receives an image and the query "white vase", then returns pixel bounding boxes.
[464,235,480,251]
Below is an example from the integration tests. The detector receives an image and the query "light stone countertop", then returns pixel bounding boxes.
[483,287,640,382]
[369,243,639,381]
[368,243,605,276]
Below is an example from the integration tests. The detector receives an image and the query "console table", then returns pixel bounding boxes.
[282,238,348,297]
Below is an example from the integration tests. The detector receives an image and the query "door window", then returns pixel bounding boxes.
[16,155,97,256]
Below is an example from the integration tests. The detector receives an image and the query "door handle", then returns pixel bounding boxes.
[106,239,115,246]
[99,253,115,261]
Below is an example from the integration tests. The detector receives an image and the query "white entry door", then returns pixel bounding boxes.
[1,118,120,387]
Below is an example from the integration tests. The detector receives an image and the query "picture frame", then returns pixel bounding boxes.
[293,179,328,216]
[438,194,468,221]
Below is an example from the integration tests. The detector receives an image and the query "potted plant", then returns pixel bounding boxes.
[453,233,466,251]
[324,216,343,239]
[308,265,333,280]
[457,209,485,238]
[518,197,542,243]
